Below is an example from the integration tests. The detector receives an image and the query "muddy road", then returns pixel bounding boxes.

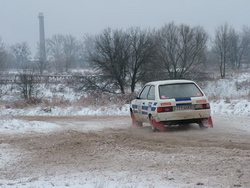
[0,115,250,187]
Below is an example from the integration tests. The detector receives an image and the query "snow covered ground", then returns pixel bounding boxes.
[0,70,249,133]
[0,114,249,188]
[0,100,250,134]
[0,70,249,187]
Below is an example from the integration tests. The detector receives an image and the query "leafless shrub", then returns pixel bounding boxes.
[206,93,219,102]
[40,107,52,113]
[4,97,43,108]
[49,95,70,107]
[235,80,250,91]
[6,100,29,109]
[225,97,231,103]
[27,97,43,105]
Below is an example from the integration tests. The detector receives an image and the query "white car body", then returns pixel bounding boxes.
[130,80,213,131]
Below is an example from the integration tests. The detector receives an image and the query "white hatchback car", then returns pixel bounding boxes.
[130,80,213,131]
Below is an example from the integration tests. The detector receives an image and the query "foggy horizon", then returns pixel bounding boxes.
[1,0,250,56]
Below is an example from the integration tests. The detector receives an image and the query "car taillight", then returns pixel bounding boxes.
[195,103,210,110]
[157,106,173,113]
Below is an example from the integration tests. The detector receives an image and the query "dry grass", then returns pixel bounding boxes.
[4,92,135,109]
[78,92,134,107]
[4,98,41,109]
[42,96,71,107]
[5,100,29,109]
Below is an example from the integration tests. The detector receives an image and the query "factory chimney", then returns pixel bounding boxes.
[38,13,46,74]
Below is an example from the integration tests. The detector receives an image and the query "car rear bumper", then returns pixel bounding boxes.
[155,110,211,123]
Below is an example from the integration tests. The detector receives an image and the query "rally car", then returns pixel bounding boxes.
[130,80,213,131]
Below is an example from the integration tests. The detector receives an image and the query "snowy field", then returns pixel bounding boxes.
[0,71,249,133]
[0,101,250,134]
[0,114,249,188]
[0,70,249,187]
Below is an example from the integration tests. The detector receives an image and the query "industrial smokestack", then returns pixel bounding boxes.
[38,13,46,73]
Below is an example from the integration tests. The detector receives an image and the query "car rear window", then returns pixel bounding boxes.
[159,83,203,99]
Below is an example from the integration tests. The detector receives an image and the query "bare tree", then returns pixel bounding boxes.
[63,35,79,72]
[36,41,50,74]
[127,27,156,92]
[156,22,208,79]
[86,28,130,94]
[47,34,65,73]
[243,27,250,67]
[11,42,31,69]
[17,69,35,101]
[79,34,95,68]
[212,23,231,79]
[0,37,7,71]
[228,26,250,69]
[47,34,80,73]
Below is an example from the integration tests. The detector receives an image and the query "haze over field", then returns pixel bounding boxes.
[1,0,250,54]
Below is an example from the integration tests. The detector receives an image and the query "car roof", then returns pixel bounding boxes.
[146,80,195,86]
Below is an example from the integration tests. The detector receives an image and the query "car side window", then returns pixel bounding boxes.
[139,85,150,99]
[147,86,155,100]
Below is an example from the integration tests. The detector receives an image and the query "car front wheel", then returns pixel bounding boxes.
[131,112,142,127]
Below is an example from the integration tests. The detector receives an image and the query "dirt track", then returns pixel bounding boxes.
[0,115,250,187]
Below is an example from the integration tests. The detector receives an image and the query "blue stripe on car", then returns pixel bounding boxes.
[151,107,156,111]
[175,97,191,101]
[132,104,138,109]
[142,106,148,110]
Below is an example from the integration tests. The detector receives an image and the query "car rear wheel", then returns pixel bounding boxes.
[199,122,208,129]
[149,116,167,132]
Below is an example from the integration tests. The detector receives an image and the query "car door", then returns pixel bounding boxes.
[141,85,156,122]
[136,85,150,122]
[137,85,156,122]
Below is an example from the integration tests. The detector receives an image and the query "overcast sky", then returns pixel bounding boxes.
[1,0,250,55]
